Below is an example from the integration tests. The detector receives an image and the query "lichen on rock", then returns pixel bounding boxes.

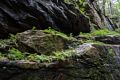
[16,30,69,55]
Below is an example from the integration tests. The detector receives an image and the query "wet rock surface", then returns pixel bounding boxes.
[94,35,120,44]
[0,0,90,38]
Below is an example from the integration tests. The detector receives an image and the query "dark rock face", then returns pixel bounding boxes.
[0,0,90,38]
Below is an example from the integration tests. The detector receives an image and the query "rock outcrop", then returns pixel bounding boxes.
[94,35,120,44]
[0,0,90,38]
[16,30,69,55]
[86,0,117,30]
[0,43,120,80]
[0,30,120,80]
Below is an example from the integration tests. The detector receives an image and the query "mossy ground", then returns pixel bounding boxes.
[80,29,120,38]
[79,28,120,44]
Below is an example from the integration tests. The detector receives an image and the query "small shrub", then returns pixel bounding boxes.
[27,54,51,63]
[8,48,24,60]
[27,49,75,63]
[9,34,16,41]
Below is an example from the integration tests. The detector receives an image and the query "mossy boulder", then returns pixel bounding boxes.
[16,30,68,55]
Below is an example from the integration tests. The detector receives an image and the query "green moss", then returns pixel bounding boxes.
[81,40,105,45]
[80,29,120,38]
[91,29,119,36]
[79,29,120,45]
[0,47,75,63]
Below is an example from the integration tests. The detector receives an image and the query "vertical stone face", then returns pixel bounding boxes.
[0,0,90,38]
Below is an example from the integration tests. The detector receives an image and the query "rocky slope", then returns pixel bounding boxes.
[0,0,119,80]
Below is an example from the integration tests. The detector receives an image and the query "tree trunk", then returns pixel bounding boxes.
[102,0,106,15]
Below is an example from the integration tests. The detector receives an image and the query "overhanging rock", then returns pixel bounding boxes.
[0,0,90,38]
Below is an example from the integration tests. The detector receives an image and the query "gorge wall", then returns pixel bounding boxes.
[0,0,90,38]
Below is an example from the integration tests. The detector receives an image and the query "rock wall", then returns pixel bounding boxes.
[86,0,117,30]
[0,0,90,38]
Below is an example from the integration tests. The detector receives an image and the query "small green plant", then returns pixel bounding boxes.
[27,49,75,63]
[32,26,37,31]
[80,32,91,39]
[0,39,15,48]
[52,50,74,61]
[9,34,18,47]
[27,54,51,63]
[9,34,16,41]
[8,48,24,60]
[83,40,104,44]
[91,29,119,36]
[44,27,71,40]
